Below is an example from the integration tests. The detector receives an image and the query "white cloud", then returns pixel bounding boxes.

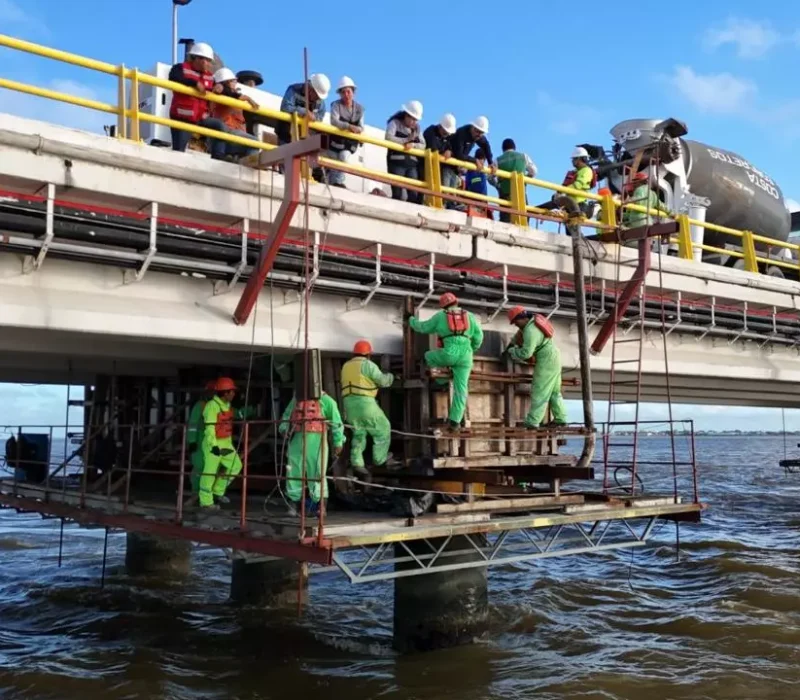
[537,91,605,135]
[667,65,757,115]
[705,17,781,58]
[785,198,800,213]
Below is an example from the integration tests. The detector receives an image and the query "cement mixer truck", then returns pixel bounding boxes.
[582,118,798,277]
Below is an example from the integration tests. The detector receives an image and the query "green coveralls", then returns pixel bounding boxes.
[187,399,207,493]
[341,357,394,469]
[409,307,484,424]
[622,184,661,228]
[279,392,345,503]
[508,319,568,427]
[199,395,243,507]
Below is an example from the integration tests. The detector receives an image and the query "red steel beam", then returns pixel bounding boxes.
[233,135,328,326]
[591,222,679,355]
[0,492,332,565]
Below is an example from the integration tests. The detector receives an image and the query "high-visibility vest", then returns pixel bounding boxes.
[341,357,378,398]
[215,408,234,439]
[169,62,214,123]
[497,151,527,197]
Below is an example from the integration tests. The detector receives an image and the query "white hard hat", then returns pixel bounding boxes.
[571,146,590,159]
[401,100,423,121]
[337,75,356,92]
[213,68,236,84]
[470,116,489,133]
[439,113,456,135]
[309,73,331,100]
[188,42,214,60]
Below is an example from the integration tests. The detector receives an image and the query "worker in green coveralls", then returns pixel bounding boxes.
[279,387,345,516]
[408,292,484,431]
[198,377,243,510]
[340,339,399,477]
[187,380,216,495]
[506,306,568,429]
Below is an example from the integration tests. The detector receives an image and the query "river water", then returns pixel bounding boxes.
[1,435,799,699]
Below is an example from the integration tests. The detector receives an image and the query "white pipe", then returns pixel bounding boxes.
[171,3,178,65]
[688,203,707,263]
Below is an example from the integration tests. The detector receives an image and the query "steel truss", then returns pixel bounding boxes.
[324,515,660,584]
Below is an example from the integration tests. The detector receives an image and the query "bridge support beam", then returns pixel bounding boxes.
[230,557,308,607]
[125,532,192,577]
[393,535,489,653]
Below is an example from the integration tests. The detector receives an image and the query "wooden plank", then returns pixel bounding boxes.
[436,493,584,514]
[431,454,578,470]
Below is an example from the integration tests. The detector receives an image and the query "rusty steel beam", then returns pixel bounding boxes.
[0,492,332,564]
[233,135,328,326]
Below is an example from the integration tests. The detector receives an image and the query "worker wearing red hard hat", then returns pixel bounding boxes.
[187,379,217,497]
[506,306,567,429]
[198,377,243,509]
[340,339,398,476]
[408,292,484,431]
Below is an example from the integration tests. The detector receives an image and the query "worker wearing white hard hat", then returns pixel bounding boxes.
[536,145,597,214]
[168,41,228,159]
[275,73,331,146]
[449,116,496,178]
[385,101,426,204]
[326,76,365,188]
[208,67,260,162]
[422,113,460,207]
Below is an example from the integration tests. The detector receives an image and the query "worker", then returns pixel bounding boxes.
[537,147,597,214]
[210,68,259,161]
[236,70,263,89]
[341,339,397,477]
[465,148,489,197]
[385,101,426,204]
[168,42,228,158]
[275,73,331,145]
[279,387,345,516]
[327,76,365,188]
[408,293,484,431]
[198,377,243,509]
[622,171,662,230]
[449,117,495,169]
[187,379,216,496]
[422,114,459,206]
[506,306,567,429]
[494,138,538,223]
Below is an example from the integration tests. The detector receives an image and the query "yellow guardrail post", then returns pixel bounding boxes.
[116,64,127,140]
[741,230,758,273]
[600,191,616,228]
[676,214,694,261]
[129,67,141,143]
[509,173,527,227]
[425,150,443,209]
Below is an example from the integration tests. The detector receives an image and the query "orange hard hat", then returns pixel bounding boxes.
[507,305,527,323]
[215,377,237,392]
[205,380,217,391]
[598,187,612,196]
[353,339,372,355]
[439,292,458,308]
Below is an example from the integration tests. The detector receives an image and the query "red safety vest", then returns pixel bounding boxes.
[169,62,214,123]
[215,408,234,439]
[290,400,325,433]
[533,314,554,338]
[443,309,470,337]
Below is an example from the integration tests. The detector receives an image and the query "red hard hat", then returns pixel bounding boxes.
[507,305,526,323]
[215,377,237,392]
[353,339,372,355]
[439,292,458,308]
[633,171,648,182]
[205,380,217,391]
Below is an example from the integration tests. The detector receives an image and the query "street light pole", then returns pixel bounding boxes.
[171,0,193,64]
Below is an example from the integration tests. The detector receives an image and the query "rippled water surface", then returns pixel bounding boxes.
[2,436,799,699]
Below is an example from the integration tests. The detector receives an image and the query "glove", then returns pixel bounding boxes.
[334,446,343,457]
[210,446,221,456]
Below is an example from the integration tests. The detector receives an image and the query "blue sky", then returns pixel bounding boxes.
[1,0,800,431]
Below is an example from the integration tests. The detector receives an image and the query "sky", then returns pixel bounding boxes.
[1,0,800,431]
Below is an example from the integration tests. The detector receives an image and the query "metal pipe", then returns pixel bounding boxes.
[171,3,178,65]
[554,195,595,470]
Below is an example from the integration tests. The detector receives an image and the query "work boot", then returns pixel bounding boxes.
[198,503,220,511]
[382,454,404,471]
[352,465,372,482]
[448,420,461,432]
[286,502,299,517]
[215,495,231,505]
[542,421,568,429]
[524,423,540,431]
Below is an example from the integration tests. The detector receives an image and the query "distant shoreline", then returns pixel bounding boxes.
[608,431,800,436]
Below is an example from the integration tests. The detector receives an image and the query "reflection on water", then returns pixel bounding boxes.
[2,436,800,699]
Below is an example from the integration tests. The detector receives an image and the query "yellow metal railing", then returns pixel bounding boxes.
[1,32,799,273]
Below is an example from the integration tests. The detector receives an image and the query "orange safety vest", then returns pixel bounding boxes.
[169,62,214,123]
[215,409,234,439]
[443,309,470,337]
[533,314,554,338]
[290,400,325,433]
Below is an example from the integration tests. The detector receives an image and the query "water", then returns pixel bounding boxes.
[1,436,799,699]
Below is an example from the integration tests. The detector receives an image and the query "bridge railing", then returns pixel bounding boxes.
[1,33,798,275]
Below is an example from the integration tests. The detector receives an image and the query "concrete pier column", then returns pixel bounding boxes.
[230,557,308,606]
[125,532,192,577]
[393,535,489,653]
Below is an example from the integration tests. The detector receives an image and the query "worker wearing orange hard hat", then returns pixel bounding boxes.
[408,292,484,431]
[198,376,243,509]
[506,306,567,429]
[340,339,397,476]
[188,379,217,496]
[622,170,663,232]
